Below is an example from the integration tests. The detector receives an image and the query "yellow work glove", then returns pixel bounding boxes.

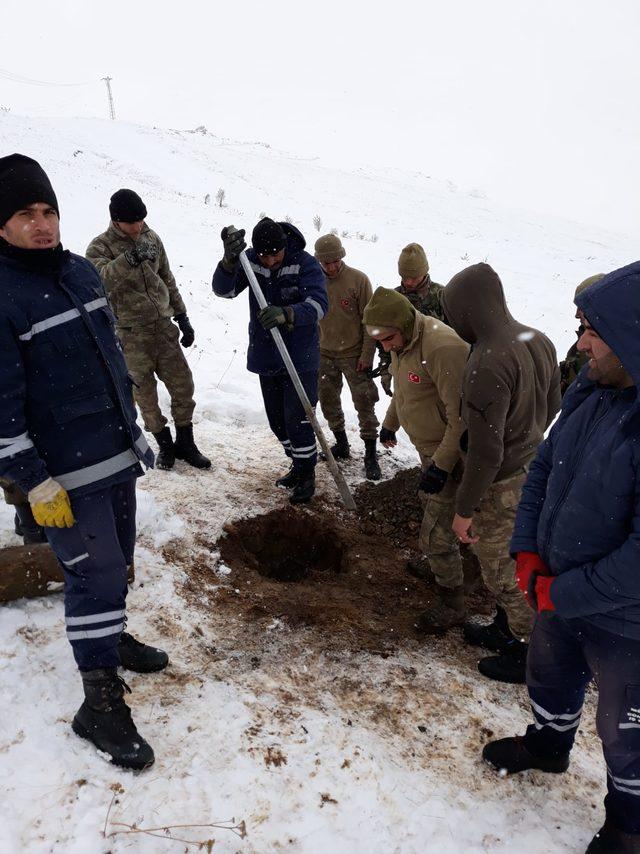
[28,477,75,528]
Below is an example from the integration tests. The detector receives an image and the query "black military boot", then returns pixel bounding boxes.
[290,466,315,504]
[478,638,528,684]
[463,606,515,653]
[483,736,570,775]
[586,821,640,853]
[153,426,175,470]
[363,439,382,480]
[276,465,299,489]
[416,584,466,633]
[173,424,211,469]
[330,429,350,460]
[118,631,169,673]
[72,668,155,770]
[13,504,47,544]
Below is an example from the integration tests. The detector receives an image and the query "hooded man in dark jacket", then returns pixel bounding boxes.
[212,218,328,503]
[442,263,561,683]
[0,154,167,770]
[483,262,640,854]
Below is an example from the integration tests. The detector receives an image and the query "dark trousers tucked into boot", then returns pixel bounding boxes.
[173,423,211,469]
[364,438,381,480]
[153,426,175,470]
[72,668,154,770]
[416,584,465,633]
[290,463,315,504]
[330,429,350,459]
[13,502,46,544]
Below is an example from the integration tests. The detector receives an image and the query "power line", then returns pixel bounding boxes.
[0,68,96,88]
[101,77,116,120]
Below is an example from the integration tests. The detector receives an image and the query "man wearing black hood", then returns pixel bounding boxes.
[442,263,561,683]
[212,218,328,503]
[484,262,640,854]
[0,154,167,770]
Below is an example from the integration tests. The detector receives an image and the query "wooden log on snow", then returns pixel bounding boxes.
[0,546,135,603]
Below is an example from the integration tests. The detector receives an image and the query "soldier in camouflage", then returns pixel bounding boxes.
[374,243,447,395]
[87,190,210,471]
[559,274,605,396]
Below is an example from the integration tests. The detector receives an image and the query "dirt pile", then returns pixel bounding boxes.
[173,468,491,658]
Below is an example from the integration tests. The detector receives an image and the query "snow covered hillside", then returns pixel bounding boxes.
[0,113,636,853]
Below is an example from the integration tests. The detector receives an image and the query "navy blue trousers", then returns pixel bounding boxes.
[259,371,318,471]
[46,478,136,671]
[525,612,640,833]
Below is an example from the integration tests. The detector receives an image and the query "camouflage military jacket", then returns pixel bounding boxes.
[395,276,447,323]
[559,332,588,396]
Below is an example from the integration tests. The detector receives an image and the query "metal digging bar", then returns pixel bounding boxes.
[239,251,357,512]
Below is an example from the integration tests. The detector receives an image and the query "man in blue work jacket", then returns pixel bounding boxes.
[0,154,167,770]
[483,262,640,853]
[212,217,328,503]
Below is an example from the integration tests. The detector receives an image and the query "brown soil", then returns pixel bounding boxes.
[175,468,491,658]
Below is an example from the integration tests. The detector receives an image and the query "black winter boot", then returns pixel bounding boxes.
[290,468,315,504]
[482,736,570,775]
[586,821,640,853]
[173,424,211,469]
[478,638,528,684]
[13,504,46,544]
[363,439,382,480]
[463,606,515,653]
[72,668,154,770]
[276,465,299,489]
[416,584,466,633]
[118,631,169,673]
[330,429,350,460]
[153,426,175,470]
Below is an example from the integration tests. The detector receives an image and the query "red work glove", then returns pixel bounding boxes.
[534,576,555,612]
[515,552,550,609]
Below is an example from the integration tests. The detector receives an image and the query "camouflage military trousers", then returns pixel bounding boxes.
[318,354,379,440]
[118,319,196,435]
[471,470,533,640]
[418,456,463,588]
[0,477,28,506]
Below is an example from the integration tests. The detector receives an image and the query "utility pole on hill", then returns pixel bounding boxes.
[101,76,116,120]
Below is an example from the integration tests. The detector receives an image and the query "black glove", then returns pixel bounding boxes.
[125,240,158,267]
[221,225,246,268]
[174,312,195,348]
[418,463,448,495]
[258,305,294,331]
[379,427,396,445]
[380,371,393,397]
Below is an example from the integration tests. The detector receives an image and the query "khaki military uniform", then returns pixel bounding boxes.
[381,312,469,587]
[86,223,195,434]
[378,277,447,393]
[318,263,379,439]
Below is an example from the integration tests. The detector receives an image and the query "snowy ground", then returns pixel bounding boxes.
[0,113,636,853]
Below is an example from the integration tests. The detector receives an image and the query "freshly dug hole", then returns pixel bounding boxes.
[221,508,345,583]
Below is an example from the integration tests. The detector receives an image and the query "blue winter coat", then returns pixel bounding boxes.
[511,260,640,639]
[0,250,154,497]
[212,223,328,376]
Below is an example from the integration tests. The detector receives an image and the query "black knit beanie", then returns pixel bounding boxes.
[109,189,147,223]
[252,217,286,255]
[0,154,59,226]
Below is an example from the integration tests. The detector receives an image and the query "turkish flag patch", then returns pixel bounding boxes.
[340,298,351,308]
[408,372,421,384]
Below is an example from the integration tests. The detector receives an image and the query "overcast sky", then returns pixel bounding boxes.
[2,0,639,233]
